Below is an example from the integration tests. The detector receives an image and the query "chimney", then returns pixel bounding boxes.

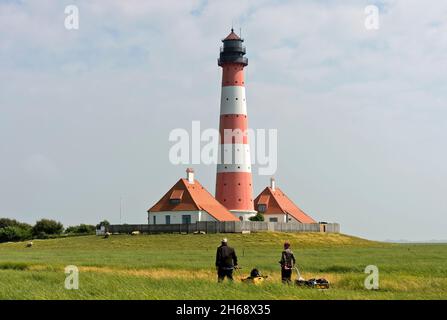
[186,168,194,184]
[270,177,276,190]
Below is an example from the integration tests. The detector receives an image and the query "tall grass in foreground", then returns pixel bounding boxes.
[0,233,446,299]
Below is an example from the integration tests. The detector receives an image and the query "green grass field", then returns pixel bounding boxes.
[0,232,446,300]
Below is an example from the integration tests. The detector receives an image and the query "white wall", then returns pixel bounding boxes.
[95,225,106,235]
[230,210,257,221]
[148,211,218,225]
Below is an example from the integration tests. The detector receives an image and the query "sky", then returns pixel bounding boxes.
[1,0,446,241]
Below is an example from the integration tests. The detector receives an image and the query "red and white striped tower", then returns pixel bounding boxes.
[215,29,256,221]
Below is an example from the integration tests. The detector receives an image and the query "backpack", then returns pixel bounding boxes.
[250,268,260,278]
[282,250,294,269]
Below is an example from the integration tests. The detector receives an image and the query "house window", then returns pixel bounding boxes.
[165,215,171,225]
[169,199,181,205]
[257,204,267,213]
[269,217,278,222]
[169,190,183,204]
[153,216,157,225]
[182,215,192,224]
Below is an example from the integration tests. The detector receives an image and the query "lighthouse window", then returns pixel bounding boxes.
[235,97,238,100]
[226,98,229,101]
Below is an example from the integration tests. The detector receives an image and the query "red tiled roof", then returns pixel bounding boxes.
[224,30,241,41]
[254,187,317,223]
[148,179,239,222]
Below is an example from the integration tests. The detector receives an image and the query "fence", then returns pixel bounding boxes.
[106,221,340,234]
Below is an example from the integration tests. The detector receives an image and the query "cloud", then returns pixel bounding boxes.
[22,154,60,180]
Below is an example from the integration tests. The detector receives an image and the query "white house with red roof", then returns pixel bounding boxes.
[147,169,239,225]
[253,178,317,223]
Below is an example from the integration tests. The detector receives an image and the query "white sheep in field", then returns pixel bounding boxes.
[103,232,111,238]
[26,241,33,248]
[131,231,140,236]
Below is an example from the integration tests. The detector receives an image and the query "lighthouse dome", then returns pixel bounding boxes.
[218,29,248,66]
[223,29,241,41]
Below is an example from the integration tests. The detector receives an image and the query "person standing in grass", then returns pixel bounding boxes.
[215,238,238,282]
[279,241,296,284]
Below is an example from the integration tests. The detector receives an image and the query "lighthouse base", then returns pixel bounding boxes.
[230,210,257,222]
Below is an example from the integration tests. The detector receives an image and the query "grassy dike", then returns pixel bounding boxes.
[0,233,446,299]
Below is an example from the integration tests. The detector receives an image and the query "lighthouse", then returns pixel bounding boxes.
[215,29,256,221]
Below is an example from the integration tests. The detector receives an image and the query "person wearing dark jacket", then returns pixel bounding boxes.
[215,238,238,282]
[279,241,296,284]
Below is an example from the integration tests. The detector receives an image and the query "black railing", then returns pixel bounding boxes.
[218,56,248,66]
[220,46,246,54]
